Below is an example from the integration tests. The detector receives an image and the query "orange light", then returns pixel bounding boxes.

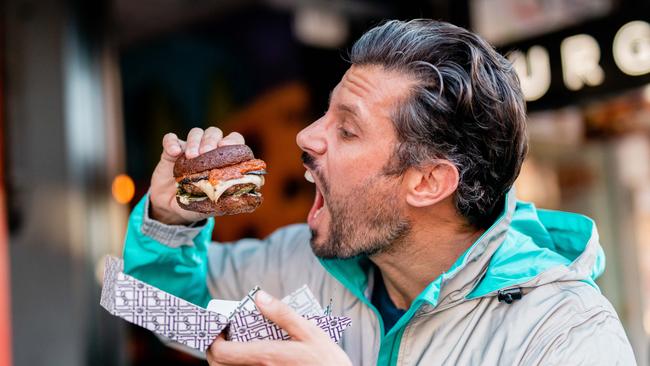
[112,174,135,204]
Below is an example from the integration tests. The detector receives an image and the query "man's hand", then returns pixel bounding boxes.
[149,127,245,225]
[206,291,352,366]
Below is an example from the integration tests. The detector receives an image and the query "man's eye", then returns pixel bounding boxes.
[338,127,355,139]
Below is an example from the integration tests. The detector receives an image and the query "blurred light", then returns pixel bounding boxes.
[509,46,551,101]
[514,158,561,209]
[643,84,650,103]
[526,107,584,146]
[613,21,650,76]
[293,6,348,48]
[95,255,107,286]
[111,174,135,204]
[638,187,650,214]
[644,308,650,336]
[616,135,650,189]
[561,34,604,90]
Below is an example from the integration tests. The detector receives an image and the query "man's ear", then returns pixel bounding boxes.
[403,161,459,208]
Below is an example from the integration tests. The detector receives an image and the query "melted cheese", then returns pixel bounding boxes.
[178,195,208,205]
[191,175,264,202]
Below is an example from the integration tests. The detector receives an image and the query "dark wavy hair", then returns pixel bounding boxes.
[350,20,528,228]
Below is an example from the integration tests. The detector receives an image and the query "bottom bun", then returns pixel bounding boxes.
[176,194,262,216]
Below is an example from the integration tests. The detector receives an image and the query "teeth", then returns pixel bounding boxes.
[313,206,323,219]
[304,170,315,183]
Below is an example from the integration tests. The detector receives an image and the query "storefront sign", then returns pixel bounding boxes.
[501,13,650,110]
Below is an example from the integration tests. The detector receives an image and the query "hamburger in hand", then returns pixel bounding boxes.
[173,145,266,215]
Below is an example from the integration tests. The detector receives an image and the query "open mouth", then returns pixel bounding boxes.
[305,170,326,229]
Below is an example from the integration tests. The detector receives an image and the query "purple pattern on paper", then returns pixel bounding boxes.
[281,284,324,316]
[100,256,352,352]
[100,256,229,352]
[228,309,352,344]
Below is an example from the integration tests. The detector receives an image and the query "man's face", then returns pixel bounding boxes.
[296,65,414,259]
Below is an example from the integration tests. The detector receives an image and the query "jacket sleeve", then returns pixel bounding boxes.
[122,193,318,308]
[122,193,215,307]
[523,307,637,365]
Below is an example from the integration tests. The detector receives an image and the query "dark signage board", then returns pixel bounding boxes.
[499,4,650,111]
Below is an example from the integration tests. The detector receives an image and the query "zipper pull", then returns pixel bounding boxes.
[497,288,523,304]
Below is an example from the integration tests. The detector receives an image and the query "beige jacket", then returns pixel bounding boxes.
[123,191,636,365]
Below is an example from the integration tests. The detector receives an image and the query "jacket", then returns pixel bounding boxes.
[122,190,636,365]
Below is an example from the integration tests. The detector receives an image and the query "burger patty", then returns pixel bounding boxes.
[179,182,258,197]
[177,173,209,189]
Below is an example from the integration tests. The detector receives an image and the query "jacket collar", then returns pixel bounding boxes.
[318,189,517,310]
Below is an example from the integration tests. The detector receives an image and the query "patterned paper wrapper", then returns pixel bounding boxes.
[100,256,351,352]
[228,309,352,344]
[100,256,229,352]
[231,284,325,315]
[281,284,325,316]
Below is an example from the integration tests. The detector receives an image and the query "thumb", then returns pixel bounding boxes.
[255,290,320,341]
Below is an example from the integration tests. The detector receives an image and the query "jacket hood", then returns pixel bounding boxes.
[466,191,605,299]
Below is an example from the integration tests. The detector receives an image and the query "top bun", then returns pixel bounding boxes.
[173,144,255,177]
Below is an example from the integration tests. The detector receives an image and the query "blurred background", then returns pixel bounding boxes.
[2,0,650,364]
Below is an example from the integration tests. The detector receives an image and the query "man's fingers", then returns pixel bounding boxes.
[185,127,204,158]
[218,132,245,147]
[208,337,259,365]
[206,294,351,366]
[162,132,182,155]
[161,133,183,163]
[255,291,321,341]
[171,128,244,161]
[208,338,298,366]
[199,127,223,154]
[206,335,236,366]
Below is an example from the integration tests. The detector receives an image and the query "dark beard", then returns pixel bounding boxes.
[309,170,412,259]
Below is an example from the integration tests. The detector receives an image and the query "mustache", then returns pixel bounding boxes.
[301,152,317,170]
[301,152,329,194]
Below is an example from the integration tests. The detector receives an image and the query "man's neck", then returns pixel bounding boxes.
[370,219,484,310]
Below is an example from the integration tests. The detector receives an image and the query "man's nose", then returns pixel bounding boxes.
[296,117,327,156]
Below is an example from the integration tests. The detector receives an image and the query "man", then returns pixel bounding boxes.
[123,20,636,365]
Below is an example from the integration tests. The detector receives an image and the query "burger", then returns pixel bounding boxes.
[173,145,266,215]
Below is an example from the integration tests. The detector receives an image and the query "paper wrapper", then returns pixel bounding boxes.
[100,256,351,352]
[100,256,229,351]
[228,310,352,343]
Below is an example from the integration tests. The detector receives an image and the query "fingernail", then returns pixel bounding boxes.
[256,290,272,305]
